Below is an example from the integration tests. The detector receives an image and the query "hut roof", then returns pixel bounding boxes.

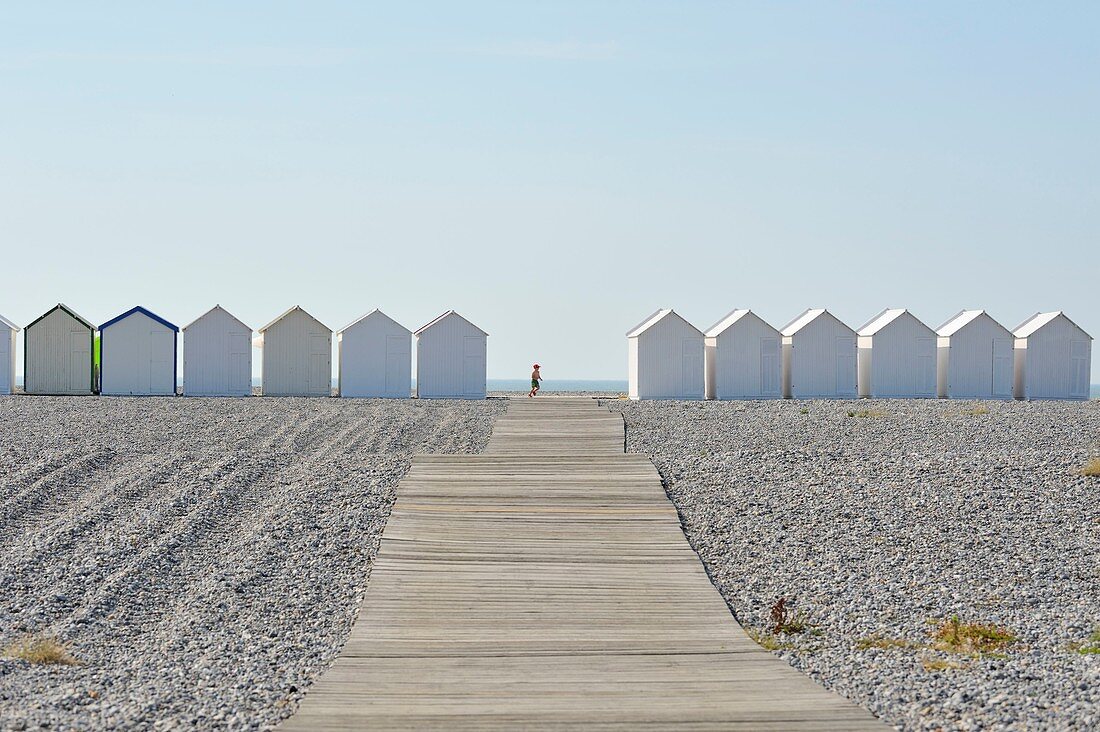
[935,310,987,337]
[26,303,93,332]
[1013,311,1092,340]
[100,306,178,333]
[183,305,252,332]
[339,308,411,335]
[857,308,908,337]
[414,310,488,337]
[258,305,331,334]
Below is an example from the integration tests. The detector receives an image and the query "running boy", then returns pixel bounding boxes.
[528,364,541,397]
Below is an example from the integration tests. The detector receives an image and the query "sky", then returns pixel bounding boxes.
[2,2,1098,380]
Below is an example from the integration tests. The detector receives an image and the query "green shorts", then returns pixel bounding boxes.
[531,379,539,389]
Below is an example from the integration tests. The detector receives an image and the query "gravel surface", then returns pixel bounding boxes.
[607,398,1100,732]
[0,396,503,732]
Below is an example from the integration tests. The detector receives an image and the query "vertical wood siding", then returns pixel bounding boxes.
[416,315,486,399]
[1017,315,1092,400]
[183,308,253,396]
[939,313,1013,399]
[632,315,703,400]
[261,310,332,397]
[339,312,412,398]
[861,313,936,398]
[785,313,857,399]
[100,312,176,396]
[706,313,781,399]
[0,328,14,394]
[25,308,94,395]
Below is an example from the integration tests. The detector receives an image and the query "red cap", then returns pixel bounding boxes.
[533,364,540,368]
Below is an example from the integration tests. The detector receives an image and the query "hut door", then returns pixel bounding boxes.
[681,339,703,396]
[228,334,250,394]
[149,331,174,394]
[759,337,779,395]
[385,335,407,396]
[917,338,936,396]
[835,337,856,395]
[309,335,328,394]
[1070,340,1089,398]
[463,337,483,395]
[992,338,1012,398]
[70,330,90,392]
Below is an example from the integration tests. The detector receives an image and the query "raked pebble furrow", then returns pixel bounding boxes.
[0,396,505,732]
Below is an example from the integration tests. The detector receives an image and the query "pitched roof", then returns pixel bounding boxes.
[414,310,488,337]
[183,305,252,332]
[339,308,411,335]
[857,308,907,337]
[100,306,178,333]
[258,305,331,333]
[626,308,703,338]
[0,313,19,331]
[25,303,94,332]
[780,308,828,337]
[935,309,985,337]
[1013,311,1092,340]
[626,309,671,338]
[704,309,752,338]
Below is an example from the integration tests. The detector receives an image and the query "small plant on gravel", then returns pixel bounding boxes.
[4,634,79,665]
[932,616,1016,655]
[769,598,809,635]
[746,628,796,651]
[1068,628,1100,655]
[848,409,887,418]
[963,405,990,416]
[1082,458,1100,478]
[799,408,809,414]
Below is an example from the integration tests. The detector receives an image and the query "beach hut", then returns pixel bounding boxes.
[856,309,937,398]
[99,306,178,396]
[780,309,857,399]
[703,309,781,400]
[415,310,487,399]
[935,310,1013,399]
[627,309,705,400]
[182,305,253,397]
[258,306,332,397]
[24,304,96,395]
[1012,311,1092,401]
[0,314,18,395]
[338,309,412,398]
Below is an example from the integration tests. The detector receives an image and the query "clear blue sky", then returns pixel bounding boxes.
[2,2,1097,380]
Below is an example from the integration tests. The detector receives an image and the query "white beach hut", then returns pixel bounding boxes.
[258,306,332,397]
[627,309,704,400]
[99,306,178,396]
[182,305,253,397]
[780,309,857,399]
[414,310,487,399]
[1012,312,1092,401]
[338,309,412,398]
[856,309,937,398]
[935,310,1013,399]
[24,304,96,395]
[0,314,19,395]
[703,309,781,400]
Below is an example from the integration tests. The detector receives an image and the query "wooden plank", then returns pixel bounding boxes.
[281,397,884,730]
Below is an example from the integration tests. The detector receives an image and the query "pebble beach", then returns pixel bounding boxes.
[3,395,1098,731]
[0,397,504,731]
[607,397,1100,731]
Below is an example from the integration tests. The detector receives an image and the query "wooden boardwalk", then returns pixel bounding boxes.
[282,397,882,730]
